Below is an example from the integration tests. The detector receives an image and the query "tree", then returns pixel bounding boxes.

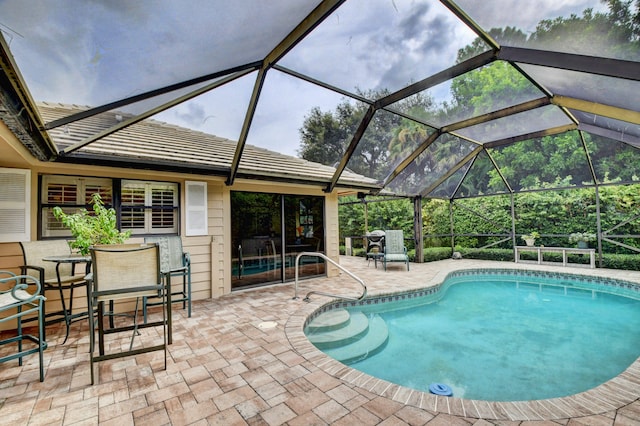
[338,196,414,243]
[297,106,349,167]
[530,1,640,59]
[456,27,527,61]
[447,61,539,121]
[388,94,436,164]
[445,0,640,194]
[309,0,638,203]
[298,89,434,180]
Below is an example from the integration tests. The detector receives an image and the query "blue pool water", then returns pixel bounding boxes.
[339,272,640,401]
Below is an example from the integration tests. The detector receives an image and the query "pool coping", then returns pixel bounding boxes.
[285,265,640,421]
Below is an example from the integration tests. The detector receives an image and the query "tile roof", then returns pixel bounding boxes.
[37,102,380,191]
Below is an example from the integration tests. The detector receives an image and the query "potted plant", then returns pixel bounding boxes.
[521,231,540,246]
[569,232,596,249]
[53,193,131,255]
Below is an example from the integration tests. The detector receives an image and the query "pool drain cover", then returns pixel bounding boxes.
[429,383,453,396]
[258,321,278,330]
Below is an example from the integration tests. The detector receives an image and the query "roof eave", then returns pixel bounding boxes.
[55,152,382,193]
[0,34,57,161]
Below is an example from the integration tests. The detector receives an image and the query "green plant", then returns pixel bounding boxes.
[521,231,540,241]
[53,193,131,255]
[569,232,596,244]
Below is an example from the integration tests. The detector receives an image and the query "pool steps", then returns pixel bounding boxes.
[306,308,389,363]
[307,311,370,347]
[305,308,350,333]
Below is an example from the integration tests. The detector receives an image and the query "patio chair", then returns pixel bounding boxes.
[20,240,88,341]
[87,243,170,385]
[143,236,191,320]
[0,271,47,382]
[264,239,282,271]
[297,237,325,274]
[382,230,409,271]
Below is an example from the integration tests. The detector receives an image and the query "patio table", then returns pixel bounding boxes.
[42,254,91,343]
[366,251,384,268]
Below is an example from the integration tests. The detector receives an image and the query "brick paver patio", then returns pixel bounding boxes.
[1,256,639,425]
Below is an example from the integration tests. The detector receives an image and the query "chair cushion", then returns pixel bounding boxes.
[21,240,74,281]
[383,230,405,255]
[44,274,86,286]
[0,289,33,308]
[91,244,162,302]
[144,236,186,272]
[385,254,408,261]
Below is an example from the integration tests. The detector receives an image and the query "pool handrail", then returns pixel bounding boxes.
[293,252,367,302]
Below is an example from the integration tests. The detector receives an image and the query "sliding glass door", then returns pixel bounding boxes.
[283,195,325,281]
[231,191,325,290]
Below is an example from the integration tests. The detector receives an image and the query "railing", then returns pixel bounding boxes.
[293,252,367,302]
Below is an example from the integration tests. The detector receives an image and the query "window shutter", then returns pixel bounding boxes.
[121,182,147,230]
[41,175,112,237]
[151,184,178,231]
[121,180,178,234]
[185,181,207,236]
[0,168,30,242]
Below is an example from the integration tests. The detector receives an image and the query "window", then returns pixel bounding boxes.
[121,180,178,234]
[41,175,179,237]
[41,175,112,238]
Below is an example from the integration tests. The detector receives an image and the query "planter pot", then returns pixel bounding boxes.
[524,238,535,247]
[577,241,588,249]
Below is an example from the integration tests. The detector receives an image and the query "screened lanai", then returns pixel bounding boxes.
[3,4,640,421]
[0,0,638,201]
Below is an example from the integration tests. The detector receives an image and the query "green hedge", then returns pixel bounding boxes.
[340,246,452,262]
[601,254,640,270]
[339,246,366,257]
[422,247,453,262]
[455,247,514,262]
[341,245,640,270]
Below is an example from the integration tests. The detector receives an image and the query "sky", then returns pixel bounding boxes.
[0,0,606,157]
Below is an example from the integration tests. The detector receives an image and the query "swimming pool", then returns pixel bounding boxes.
[303,269,640,402]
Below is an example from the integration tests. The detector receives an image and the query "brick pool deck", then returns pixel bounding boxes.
[1,256,639,425]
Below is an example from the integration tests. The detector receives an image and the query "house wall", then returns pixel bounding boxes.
[0,121,344,330]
